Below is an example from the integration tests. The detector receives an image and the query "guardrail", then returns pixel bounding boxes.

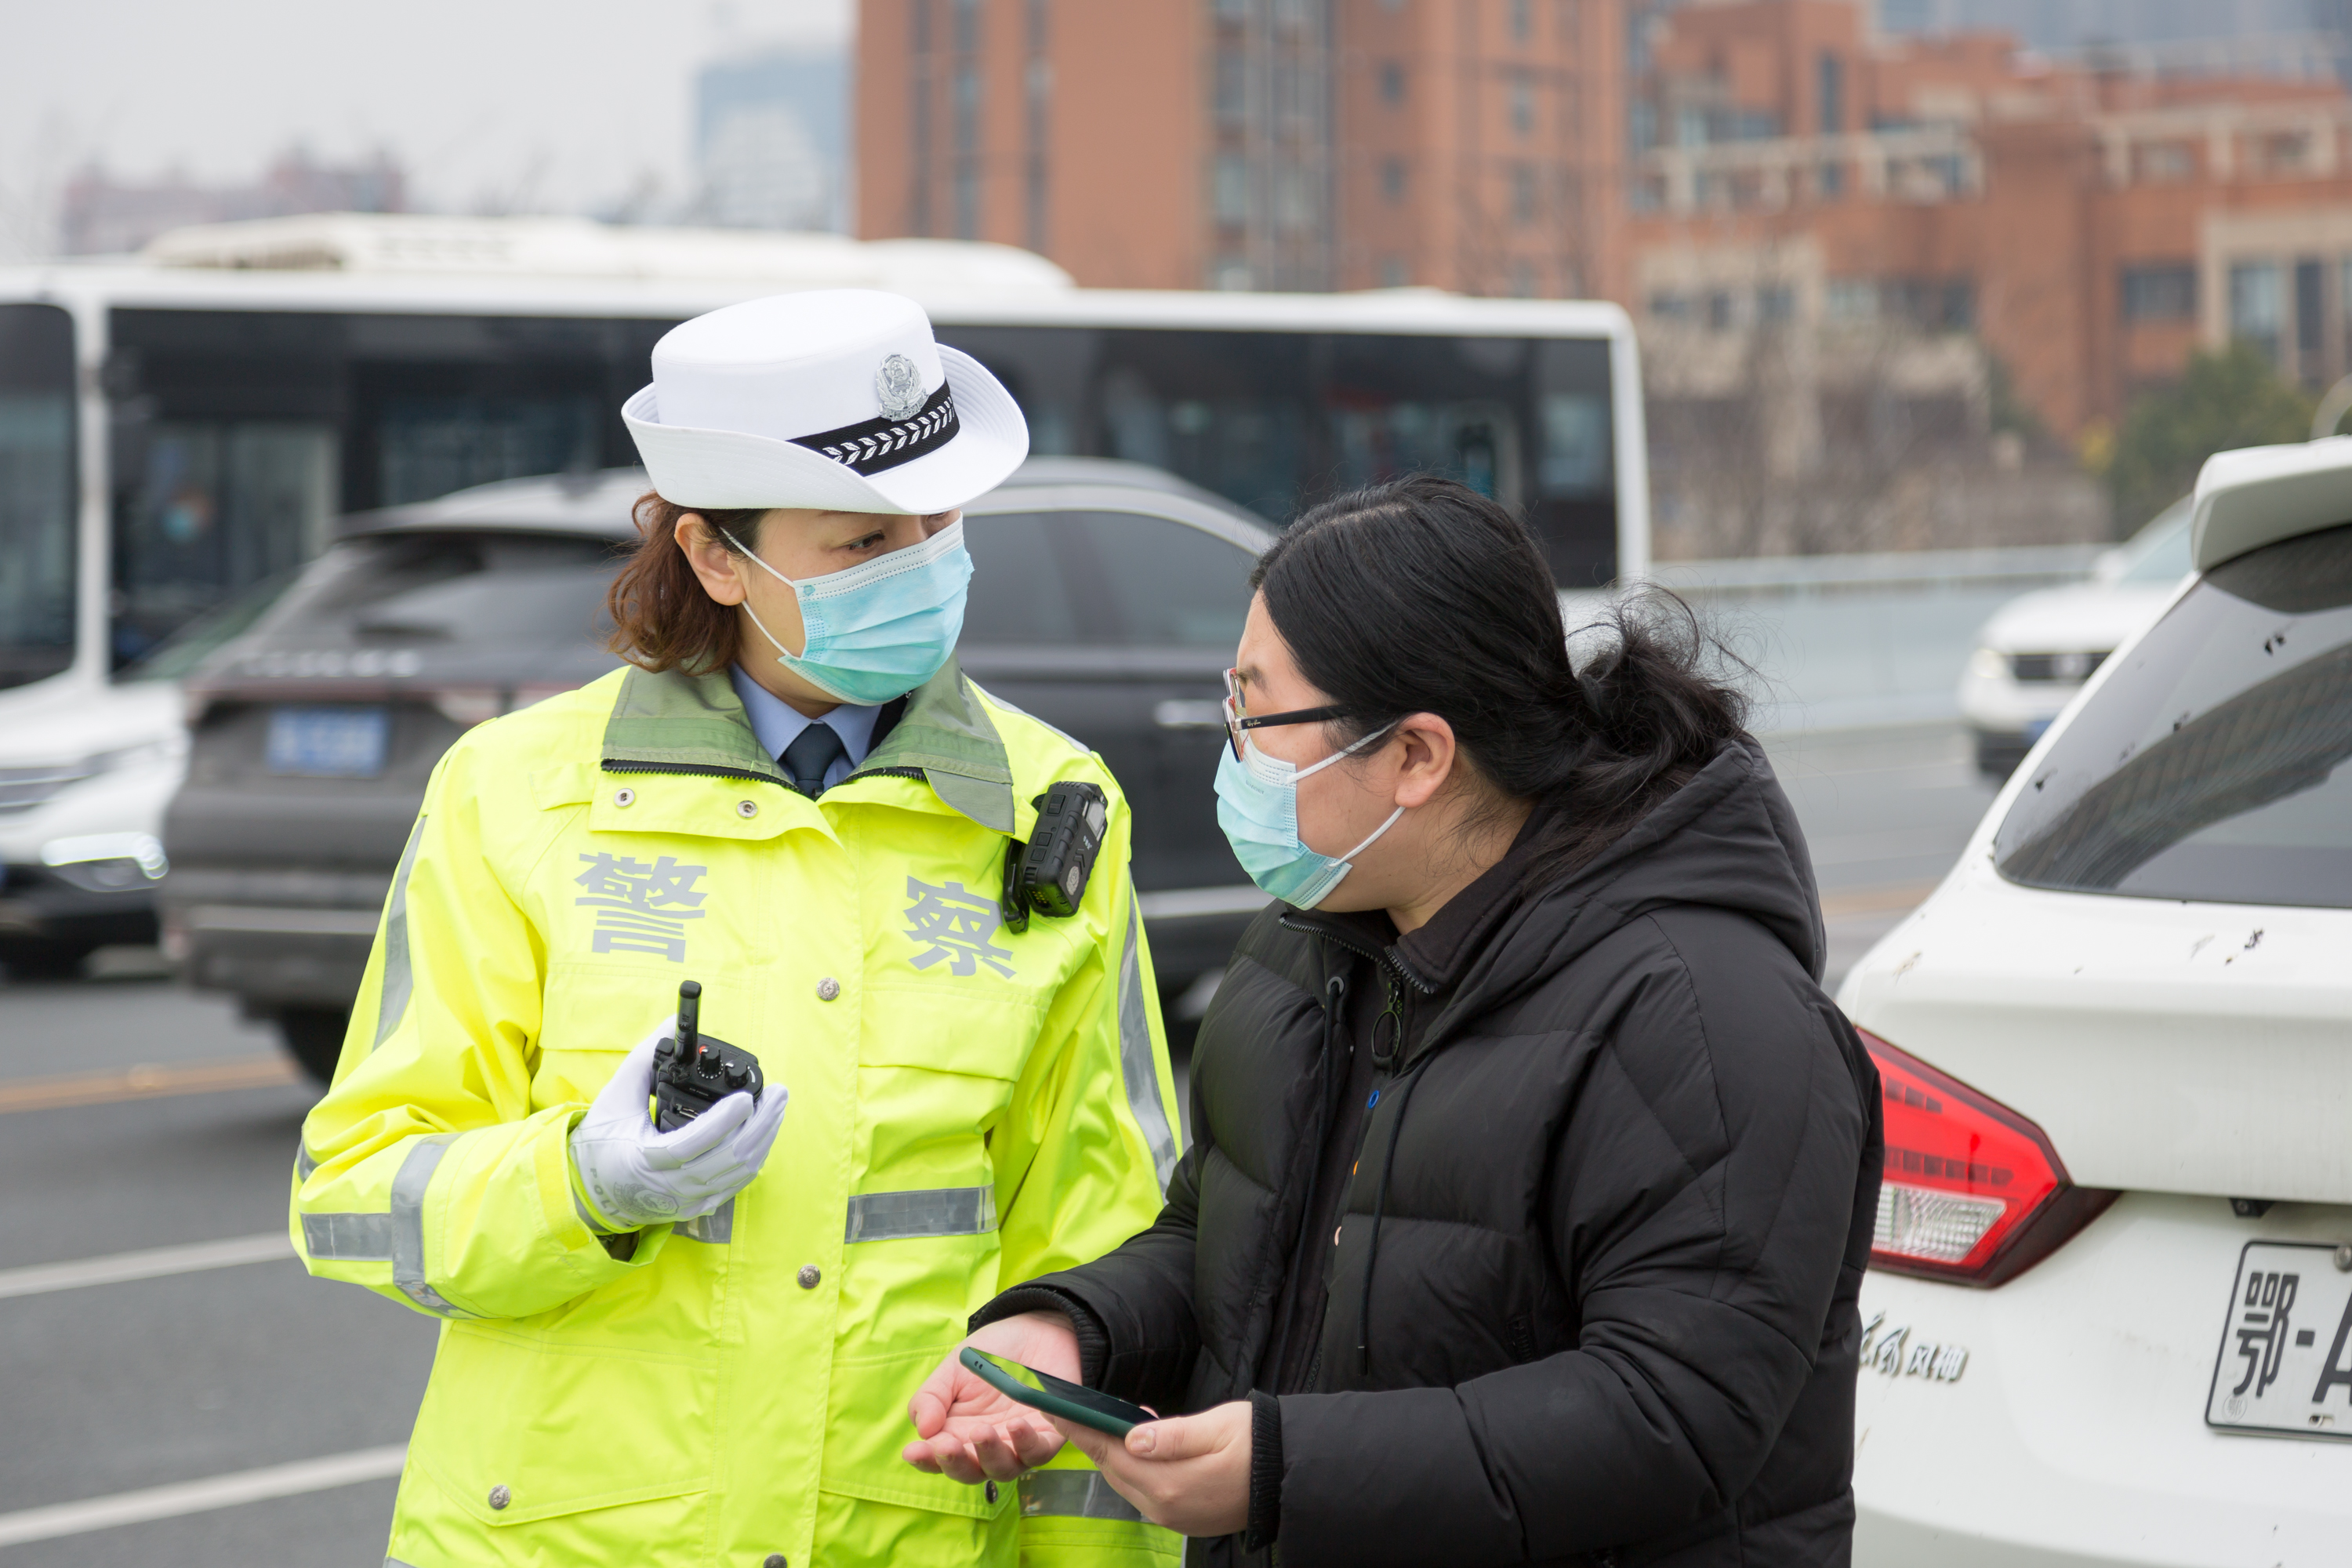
[1645,543,2104,599]
[1566,544,2109,735]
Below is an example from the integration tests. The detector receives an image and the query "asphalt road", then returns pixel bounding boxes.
[0,720,2000,1565]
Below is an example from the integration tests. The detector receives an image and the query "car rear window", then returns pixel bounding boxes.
[959,509,1257,648]
[257,531,620,644]
[1994,521,2352,908]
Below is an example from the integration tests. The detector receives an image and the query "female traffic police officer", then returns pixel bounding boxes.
[290,290,1184,1568]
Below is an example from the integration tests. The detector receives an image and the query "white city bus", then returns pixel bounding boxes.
[0,214,1647,970]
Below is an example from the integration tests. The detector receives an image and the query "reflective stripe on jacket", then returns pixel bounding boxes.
[292,659,1181,1568]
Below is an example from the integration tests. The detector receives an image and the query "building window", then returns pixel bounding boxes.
[1215,0,1248,18]
[1758,285,1795,325]
[2138,142,2194,181]
[2230,260,2284,363]
[1817,161,1845,199]
[1511,260,1537,297]
[2296,256,2325,374]
[1214,153,1250,226]
[1275,164,1317,232]
[1378,60,1406,104]
[1378,255,1410,286]
[2120,263,2197,322]
[953,168,979,240]
[954,64,981,151]
[1381,157,1407,201]
[1824,278,1877,320]
[1648,292,1692,321]
[1706,291,1735,331]
[1511,163,1537,223]
[1510,76,1535,135]
[1216,49,1247,123]
[1510,0,1532,42]
[1817,51,1845,136]
[1940,279,1975,331]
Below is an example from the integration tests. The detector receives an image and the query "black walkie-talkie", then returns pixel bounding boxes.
[652,980,765,1133]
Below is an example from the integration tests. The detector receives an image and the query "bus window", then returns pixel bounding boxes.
[0,304,75,691]
[115,422,336,669]
[941,325,1620,586]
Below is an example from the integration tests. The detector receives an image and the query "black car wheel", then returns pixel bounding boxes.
[276,1007,351,1083]
[0,939,96,982]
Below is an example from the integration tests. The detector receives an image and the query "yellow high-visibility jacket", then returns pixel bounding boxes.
[292,659,1181,1568]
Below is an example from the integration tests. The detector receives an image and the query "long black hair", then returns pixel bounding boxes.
[1251,472,1747,884]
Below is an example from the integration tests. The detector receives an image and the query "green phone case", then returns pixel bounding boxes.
[959,1347,1151,1437]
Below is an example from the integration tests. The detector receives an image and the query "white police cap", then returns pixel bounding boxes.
[622,289,1029,515]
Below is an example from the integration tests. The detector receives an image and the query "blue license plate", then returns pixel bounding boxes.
[267,706,390,778]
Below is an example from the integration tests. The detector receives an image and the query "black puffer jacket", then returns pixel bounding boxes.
[996,736,1882,1567]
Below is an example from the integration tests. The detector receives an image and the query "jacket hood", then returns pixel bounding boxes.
[1418,733,1824,1058]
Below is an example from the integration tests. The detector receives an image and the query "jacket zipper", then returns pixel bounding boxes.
[601,759,783,786]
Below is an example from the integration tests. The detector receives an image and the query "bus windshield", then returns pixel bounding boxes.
[90,303,1622,666]
[0,304,75,691]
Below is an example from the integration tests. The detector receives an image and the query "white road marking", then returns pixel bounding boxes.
[0,1232,292,1301]
[0,1446,406,1547]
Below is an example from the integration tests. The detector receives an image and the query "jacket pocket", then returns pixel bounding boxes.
[818,1343,1019,1522]
[408,1321,715,1526]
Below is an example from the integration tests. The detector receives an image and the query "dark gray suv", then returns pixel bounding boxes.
[162,459,1271,1077]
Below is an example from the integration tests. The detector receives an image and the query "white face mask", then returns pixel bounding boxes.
[1214,724,1406,909]
[727,521,973,705]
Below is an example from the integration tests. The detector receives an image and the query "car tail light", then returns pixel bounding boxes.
[508,682,580,713]
[426,686,503,727]
[1862,1029,2117,1287]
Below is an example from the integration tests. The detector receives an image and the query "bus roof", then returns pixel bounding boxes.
[0,214,1632,340]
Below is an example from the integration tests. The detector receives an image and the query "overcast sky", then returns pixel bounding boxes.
[0,0,854,259]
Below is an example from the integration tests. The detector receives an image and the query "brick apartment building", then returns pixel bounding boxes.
[1627,0,2352,441]
[856,0,1626,299]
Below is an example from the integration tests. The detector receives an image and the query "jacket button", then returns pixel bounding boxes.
[612,788,635,808]
[985,1480,1000,1504]
[797,1264,822,1289]
[488,1484,511,1510]
[816,977,840,1001]
[765,1555,788,1568]
[737,800,758,818]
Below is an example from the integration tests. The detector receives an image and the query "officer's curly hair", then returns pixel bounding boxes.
[605,492,768,674]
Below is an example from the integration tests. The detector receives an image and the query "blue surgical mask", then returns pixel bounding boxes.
[729,521,973,705]
[1214,724,1404,909]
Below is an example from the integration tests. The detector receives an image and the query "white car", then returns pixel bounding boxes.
[0,584,281,979]
[0,674,185,976]
[1841,437,2352,1565]
[1959,498,2194,776]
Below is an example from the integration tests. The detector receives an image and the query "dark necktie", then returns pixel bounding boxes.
[781,720,848,798]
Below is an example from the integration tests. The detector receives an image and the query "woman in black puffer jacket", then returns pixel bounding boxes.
[905,474,1884,1568]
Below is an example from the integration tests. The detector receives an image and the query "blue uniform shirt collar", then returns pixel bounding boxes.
[728,664,883,792]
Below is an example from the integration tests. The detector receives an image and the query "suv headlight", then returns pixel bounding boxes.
[40,833,170,891]
[1968,647,2009,681]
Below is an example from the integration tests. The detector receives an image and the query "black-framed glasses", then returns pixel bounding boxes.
[1221,667,1353,762]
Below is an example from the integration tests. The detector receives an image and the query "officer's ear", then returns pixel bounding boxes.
[676,513,751,607]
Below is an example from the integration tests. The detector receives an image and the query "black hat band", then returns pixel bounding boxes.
[792,383,960,477]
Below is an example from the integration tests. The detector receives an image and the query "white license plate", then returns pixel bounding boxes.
[2206,1241,2352,1441]
[266,706,390,778]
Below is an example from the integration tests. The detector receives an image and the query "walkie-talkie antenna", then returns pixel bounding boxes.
[677,979,702,1060]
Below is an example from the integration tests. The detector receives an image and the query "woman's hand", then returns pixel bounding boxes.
[901,1311,1076,1483]
[1049,1399,1254,1538]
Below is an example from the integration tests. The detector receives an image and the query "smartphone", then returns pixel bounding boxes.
[958,1346,1155,1438]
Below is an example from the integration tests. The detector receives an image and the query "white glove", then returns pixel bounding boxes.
[568,1017,789,1231]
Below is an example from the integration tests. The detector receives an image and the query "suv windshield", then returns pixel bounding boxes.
[1994,521,2352,907]
[256,530,620,646]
